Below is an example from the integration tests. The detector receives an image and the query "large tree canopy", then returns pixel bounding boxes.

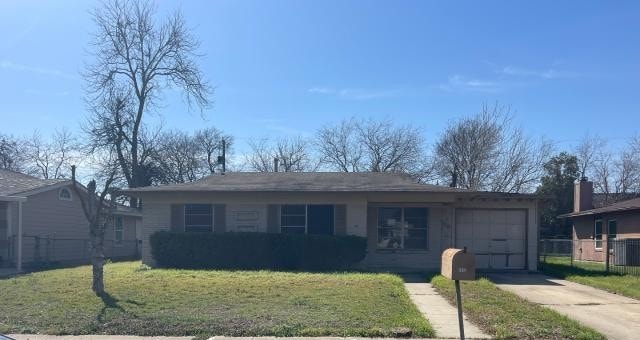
[434,103,552,192]
[84,0,211,204]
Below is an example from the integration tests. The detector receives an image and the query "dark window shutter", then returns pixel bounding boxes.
[170,204,184,232]
[367,206,378,250]
[334,204,347,235]
[214,204,226,233]
[267,204,280,233]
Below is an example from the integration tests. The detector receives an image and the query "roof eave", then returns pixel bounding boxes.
[0,195,28,202]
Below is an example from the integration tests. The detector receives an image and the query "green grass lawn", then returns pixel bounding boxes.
[540,256,640,300]
[0,262,433,338]
[430,274,604,340]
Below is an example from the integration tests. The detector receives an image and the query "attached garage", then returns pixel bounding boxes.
[456,209,527,270]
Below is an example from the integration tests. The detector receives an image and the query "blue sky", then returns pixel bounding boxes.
[1,0,639,155]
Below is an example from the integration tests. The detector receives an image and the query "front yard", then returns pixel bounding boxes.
[430,275,604,340]
[541,256,640,299]
[0,261,433,338]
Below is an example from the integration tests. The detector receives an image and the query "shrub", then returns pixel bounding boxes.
[150,231,367,271]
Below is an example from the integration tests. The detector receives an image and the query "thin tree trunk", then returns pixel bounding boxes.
[91,221,105,295]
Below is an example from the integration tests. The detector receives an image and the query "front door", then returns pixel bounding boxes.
[307,205,334,235]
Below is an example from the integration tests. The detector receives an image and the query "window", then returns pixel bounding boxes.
[594,219,603,249]
[608,220,617,240]
[377,207,428,250]
[114,216,124,244]
[280,205,306,234]
[184,204,213,232]
[58,188,72,201]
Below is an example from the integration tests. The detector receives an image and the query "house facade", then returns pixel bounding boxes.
[126,172,539,272]
[562,179,640,262]
[0,169,142,270]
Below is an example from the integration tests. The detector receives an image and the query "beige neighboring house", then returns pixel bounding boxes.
[0,169,142,271]
[125,172,540,272]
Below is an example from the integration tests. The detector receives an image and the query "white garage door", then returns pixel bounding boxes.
[455,209,527,270]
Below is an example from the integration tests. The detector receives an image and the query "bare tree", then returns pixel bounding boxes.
[357,119,424,174]
[316,119,363,172]
[26,128,77,179]
[588,135,640,204]
[490,129,554,193]
[84,0,211,206]
[435,104,504,190]
[155,130,200,183]
[71,158,119,296]
[316,118,425,176]
[195,127,232,173]
[245,137,316,172]
[434,103,550,192]
[0,134,29,173]
[575,133,607,180]
[154,127,232,182]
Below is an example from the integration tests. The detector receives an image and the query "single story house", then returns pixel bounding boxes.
[0,169,142,270]
[561,179,640,262]
[125,172,539,272]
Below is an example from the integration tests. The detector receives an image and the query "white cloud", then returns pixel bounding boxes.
[307,87,401,100]
[307,87,334,94]
[499,66,579,79]
[0,59,77,80]
[436,75,504,93]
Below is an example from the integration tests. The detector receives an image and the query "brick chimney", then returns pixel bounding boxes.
[574,178,593,213]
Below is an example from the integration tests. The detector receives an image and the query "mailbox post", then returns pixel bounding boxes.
[441,247,475,340]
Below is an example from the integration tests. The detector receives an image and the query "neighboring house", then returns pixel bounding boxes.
[0,169,142,270]
[125,172,540,272]
[561,179,640,262]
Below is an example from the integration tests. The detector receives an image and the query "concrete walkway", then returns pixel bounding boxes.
[403,279,490,339]
[489,273,640,340]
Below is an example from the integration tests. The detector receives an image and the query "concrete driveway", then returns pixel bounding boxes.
[488,273,640,340]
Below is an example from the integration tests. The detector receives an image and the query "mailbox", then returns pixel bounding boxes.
[441,248,475,281]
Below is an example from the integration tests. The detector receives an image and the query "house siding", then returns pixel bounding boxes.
[141,201,171,266]
[573,210,640,262]
[3,186,140,267]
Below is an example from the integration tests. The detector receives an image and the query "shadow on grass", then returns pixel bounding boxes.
[96,291,126,323]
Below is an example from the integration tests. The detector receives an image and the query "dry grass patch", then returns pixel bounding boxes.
[0,261,433,338]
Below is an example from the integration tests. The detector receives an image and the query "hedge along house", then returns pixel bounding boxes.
[125,172,540,272]
[560,179,640,262]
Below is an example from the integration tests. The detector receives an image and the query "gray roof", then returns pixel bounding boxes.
[123,172,469,194]
[0,169,69,197]
[561,197,640,218]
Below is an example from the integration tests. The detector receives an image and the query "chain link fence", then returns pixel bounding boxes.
[539,238,640,276]
[4,235,140,269]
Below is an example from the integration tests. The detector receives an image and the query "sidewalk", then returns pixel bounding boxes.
[6,336,190,340]
[7,336,452,340]
[403,280,490,339]
[489,273,640,340]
